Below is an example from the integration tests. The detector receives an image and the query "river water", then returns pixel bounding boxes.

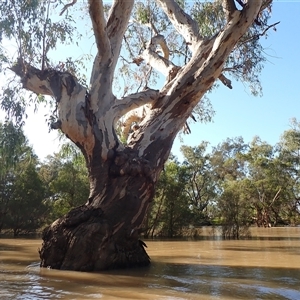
[0,227,300,300]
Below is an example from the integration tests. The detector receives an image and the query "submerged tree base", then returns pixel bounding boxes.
[39,205,150,271]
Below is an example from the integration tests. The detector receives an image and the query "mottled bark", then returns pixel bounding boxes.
[10,0,268,271]
[40,166,154,271]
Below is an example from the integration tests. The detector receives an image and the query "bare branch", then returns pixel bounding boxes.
[88,0,110,58]
[219,73,232,89]
[222,0,237,22]
[151,35,170,60]
[269,188,282,207]
[112,88,160,119]
[155,0,201,52]
[9,59,86,102]
[10,60,57,97]
[135,34,180,81]
[147,19,159,36]
[234,21,279,48]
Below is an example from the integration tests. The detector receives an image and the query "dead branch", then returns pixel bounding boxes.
[219,73,232,89]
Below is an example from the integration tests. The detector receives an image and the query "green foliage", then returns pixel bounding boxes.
[0,123,87,235]
[147,126,300,239]
[277,118,300,224]
[0,0,78,124]
[145,158,192,237]
[192,0,225,37]
[0,121,27,174]
[0,0,76,68]
[5,162,46,236]
[211,134,300,237]
[218,180,253,239]
[40,143,89,221]
[0,121,46,235]
[211,137,248,181]
[181,142,217,225]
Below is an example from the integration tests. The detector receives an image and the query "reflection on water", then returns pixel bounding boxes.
[1,227,300,300]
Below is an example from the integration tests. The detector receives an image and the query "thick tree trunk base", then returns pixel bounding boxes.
[39,205,150,271]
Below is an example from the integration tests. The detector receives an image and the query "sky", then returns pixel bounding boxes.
[172,1,300,158]
[1,1,300,161]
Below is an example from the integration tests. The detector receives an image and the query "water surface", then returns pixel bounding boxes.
[1,227,300,299]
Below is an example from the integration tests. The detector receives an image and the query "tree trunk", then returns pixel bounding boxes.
[9,0,266,271]
[40,148,157,271]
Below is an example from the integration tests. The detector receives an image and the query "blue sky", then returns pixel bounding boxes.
[173,1,300,158]
[5,1,300,160]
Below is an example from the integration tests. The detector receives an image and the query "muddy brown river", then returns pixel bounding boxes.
[0,227,300,299]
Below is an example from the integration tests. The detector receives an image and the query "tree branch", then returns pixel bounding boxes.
[155,0,201,52]
[219,73,232,89]
[151,35,170,60]
[10,60,58,98]
[88,0,134,116]
[88,0,110,59]
[130,1,266,157]
[134,34,180,82]
[106,0,134,68]
[234,21,279,48]
[113,89,161,142]
[60,0,77,16]
[10,60,94,155]
[112,88,160,119]
[222,0,237,22]
[142,48,178,79]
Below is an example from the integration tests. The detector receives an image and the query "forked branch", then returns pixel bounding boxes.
[134,34,180,81]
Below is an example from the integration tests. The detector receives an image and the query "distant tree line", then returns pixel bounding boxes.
[1,120,300,238]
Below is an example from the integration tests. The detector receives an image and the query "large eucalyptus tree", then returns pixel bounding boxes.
[0,0,276,271]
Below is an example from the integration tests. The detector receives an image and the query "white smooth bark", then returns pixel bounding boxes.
[155,0,202,52]
[88,0,110,60]
[113,89,160,119]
